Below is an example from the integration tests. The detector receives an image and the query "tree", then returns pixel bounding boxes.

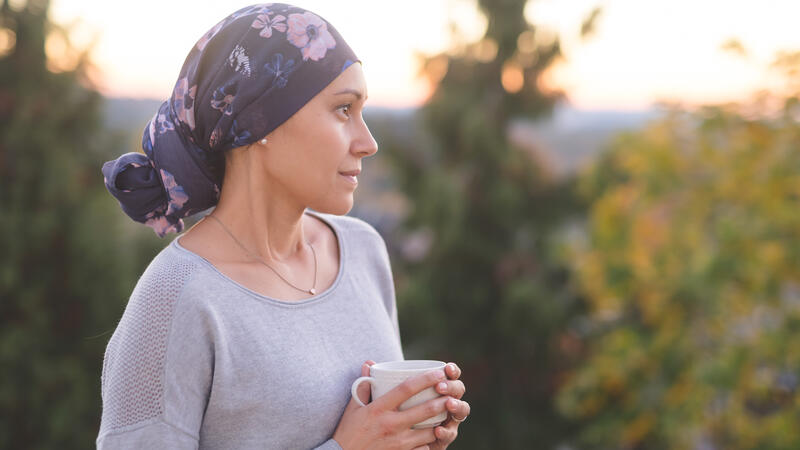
[557,93,800,448]
[0,0,161,446]
[375,1,601,447]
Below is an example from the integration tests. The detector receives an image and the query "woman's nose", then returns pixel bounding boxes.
[353,119,378,157]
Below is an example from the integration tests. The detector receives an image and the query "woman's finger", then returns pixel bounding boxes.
[435,379,465,399]
[434,424,458,444]
[361,360,375,377]
[373,369,446,411]
[446,398,470,422]
[445,363,461,380]
[355,360,376,404]
[403,427,437,449]
[397,396,450,426]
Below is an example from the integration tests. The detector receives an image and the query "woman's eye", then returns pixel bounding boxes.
[338,104,352,117]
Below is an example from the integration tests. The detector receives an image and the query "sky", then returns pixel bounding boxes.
[49,0,800,110]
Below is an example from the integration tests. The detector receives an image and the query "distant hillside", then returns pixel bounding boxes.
[509,104,662,177]
[102,97,162,132]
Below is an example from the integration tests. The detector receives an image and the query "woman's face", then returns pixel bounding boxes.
[259,63,378,215]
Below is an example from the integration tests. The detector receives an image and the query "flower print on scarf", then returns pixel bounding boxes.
[263,53,296,89]
[286,12,336,61]
[160,169,189,217]
[172,77,197,130]
[209,126,223,149]
[196,19,226,51]
[211,81,238,116]
[144,115,157,153]
[252,12,287,38]
[139,169,188,237]
[229,120,252,148]
[156,112,175,134]
[228,45,252,77]
[144,209,182,237]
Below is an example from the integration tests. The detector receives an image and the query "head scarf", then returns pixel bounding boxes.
[101,3,358,237]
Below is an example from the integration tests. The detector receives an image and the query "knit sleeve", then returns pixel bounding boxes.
[97,249,212,448]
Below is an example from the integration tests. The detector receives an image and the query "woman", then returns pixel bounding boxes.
[97,4,469,449]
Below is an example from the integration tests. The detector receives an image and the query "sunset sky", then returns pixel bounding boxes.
[50,0,800,110]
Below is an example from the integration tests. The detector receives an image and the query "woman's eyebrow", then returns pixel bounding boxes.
[334,88,366,100]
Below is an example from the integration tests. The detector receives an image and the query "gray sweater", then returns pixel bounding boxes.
[97,212,404,449]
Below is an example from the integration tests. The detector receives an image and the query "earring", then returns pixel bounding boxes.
[260,138,268,145]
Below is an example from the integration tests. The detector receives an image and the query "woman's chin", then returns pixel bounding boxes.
[309,197,354,216]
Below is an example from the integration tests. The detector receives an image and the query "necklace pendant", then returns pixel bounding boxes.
[309,288,316,295]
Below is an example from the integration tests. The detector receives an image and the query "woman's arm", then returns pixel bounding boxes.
[97,257,210,449]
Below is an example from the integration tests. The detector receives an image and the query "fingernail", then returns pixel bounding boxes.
[448,398,458,409]
[437,382,448,392]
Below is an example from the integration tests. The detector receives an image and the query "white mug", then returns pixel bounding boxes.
[350,360,447,429]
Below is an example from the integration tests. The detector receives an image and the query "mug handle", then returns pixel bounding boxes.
[350,376,377,407]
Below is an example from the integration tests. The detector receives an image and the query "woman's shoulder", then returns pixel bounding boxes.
[312,211,392,270]
[143,237,203,277]
[127,238,208,305]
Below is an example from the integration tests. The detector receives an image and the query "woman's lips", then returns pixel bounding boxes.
[339,173,358,184]
[339,169,360,184]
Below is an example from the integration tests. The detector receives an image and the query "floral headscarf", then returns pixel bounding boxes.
[101,3,358,237]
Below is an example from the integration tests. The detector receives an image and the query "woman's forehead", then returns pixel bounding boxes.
[325,63,367,98]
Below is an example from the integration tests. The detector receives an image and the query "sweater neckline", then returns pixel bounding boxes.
[170,209,346,307]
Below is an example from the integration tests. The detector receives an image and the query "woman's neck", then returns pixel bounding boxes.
[211,158,308,264]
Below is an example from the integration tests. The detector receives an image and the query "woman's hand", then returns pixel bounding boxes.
[332,361,453,450]
[429,363,469,449]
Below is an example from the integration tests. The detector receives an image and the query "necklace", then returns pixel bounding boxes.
[205,214,318,295]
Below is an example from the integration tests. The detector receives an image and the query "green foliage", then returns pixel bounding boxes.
[557,100,800,449]
[377,1,593,448]
[0,1,162,447]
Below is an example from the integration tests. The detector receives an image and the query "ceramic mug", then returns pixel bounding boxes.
[350,360,447,429]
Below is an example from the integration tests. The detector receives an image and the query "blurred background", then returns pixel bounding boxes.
[3,0,800,448]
